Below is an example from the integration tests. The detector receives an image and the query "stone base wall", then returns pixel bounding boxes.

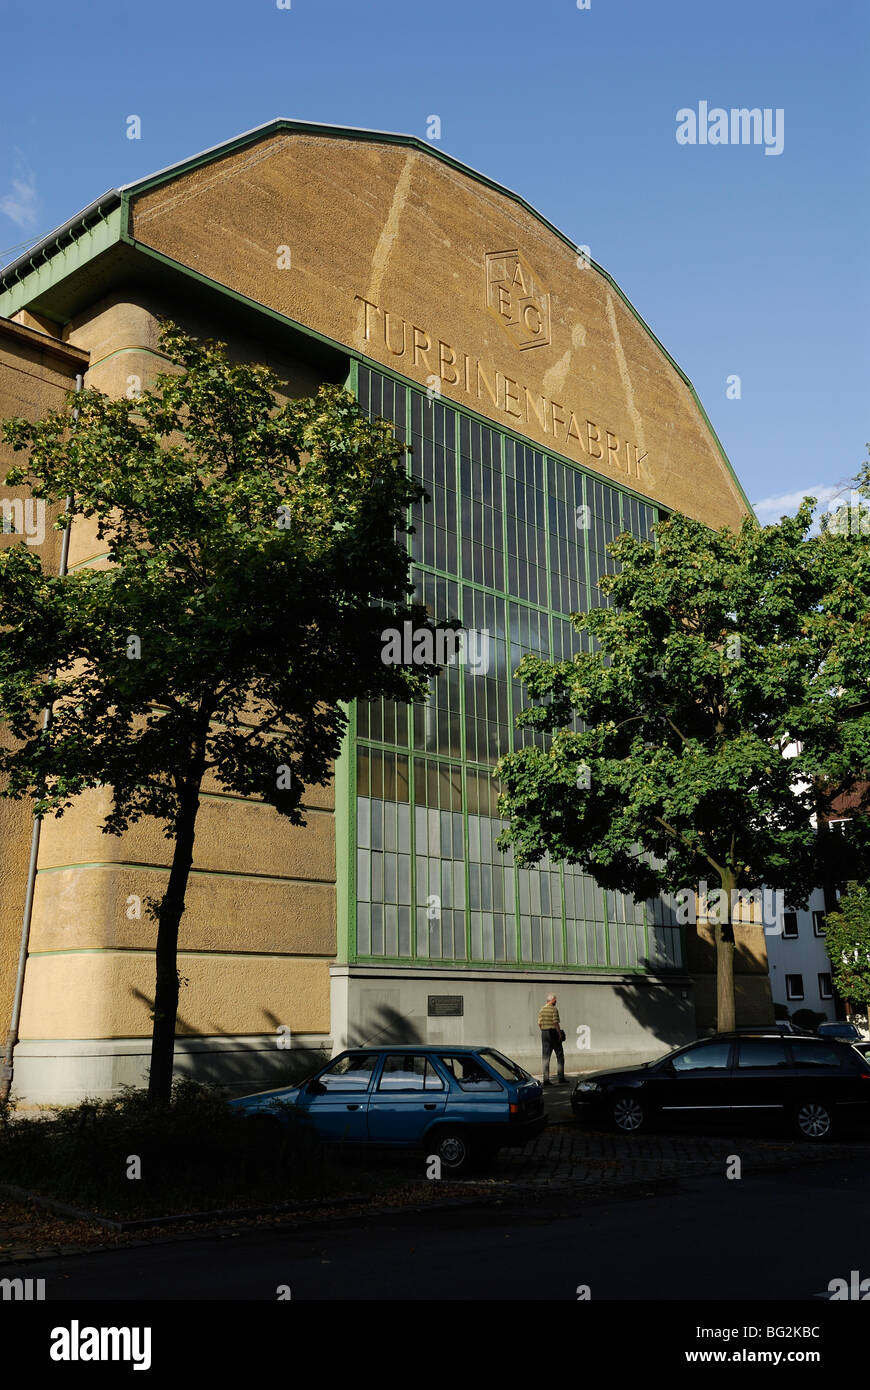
[330,965,697,1076]
[10,1034,332,1107]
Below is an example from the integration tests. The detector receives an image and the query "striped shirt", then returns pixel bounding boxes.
[537,1004,560,1031]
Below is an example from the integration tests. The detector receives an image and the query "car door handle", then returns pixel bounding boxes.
[346,1104,361,1111]
[424,1103,437,1110]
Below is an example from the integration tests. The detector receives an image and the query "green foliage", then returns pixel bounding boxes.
[0,1080,325,1217]
[496,480,870,900]
[822,885,870,1006]
[495,460,870,1026]
[0,321,439,830]
[0,322,450,1102]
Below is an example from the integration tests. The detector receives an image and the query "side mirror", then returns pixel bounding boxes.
[306,1079,327,1096]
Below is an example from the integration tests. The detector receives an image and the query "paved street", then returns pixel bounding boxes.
[489,1110,870,1190]
[2,1077,869,1300]
[1,1152,866,1302]
[324,1081,870,1192]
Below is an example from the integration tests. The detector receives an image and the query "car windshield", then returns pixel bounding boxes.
[478,1049,530,1082]
[439,1054,503,1090]
[644,1045,691,1067]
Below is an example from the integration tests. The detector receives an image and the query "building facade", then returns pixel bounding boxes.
[764,889,837,1024]
[0,120,771,1102]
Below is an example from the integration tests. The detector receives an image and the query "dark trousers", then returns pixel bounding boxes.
[541,1028,565,1080]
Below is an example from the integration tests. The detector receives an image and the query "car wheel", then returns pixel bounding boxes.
[432,1129,473,1174]
[610,1093,646,1134]
[794,1099,834,1140]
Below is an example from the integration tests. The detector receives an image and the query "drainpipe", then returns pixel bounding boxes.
[0,373,81,1104]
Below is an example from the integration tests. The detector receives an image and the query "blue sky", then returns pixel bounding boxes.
[0,0,866,524]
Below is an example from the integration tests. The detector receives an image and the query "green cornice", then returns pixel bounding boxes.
[0,206,123,318]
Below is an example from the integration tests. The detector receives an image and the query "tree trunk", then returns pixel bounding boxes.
[147,780,201,1105]
[715,924,736,1033]
[715,870,737,1033]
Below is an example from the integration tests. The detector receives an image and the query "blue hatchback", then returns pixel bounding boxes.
[230,1045,547,1172]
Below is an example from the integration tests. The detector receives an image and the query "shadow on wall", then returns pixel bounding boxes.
[129,989,329,1097]
[126,995,423,1097]
[610,981,696,1052]
[123,983,699,1100]
[345,1005,424,1050]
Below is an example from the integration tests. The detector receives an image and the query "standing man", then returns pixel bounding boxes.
[537,993,566,1086]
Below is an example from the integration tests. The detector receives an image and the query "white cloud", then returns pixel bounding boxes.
[751,484,844,524]
[0,154,38,231]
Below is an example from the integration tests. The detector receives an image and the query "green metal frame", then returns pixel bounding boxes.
[348,363,681,977]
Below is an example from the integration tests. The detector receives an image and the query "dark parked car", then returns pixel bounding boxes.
[230,1045,546,1172]
[571,1032,870,1140]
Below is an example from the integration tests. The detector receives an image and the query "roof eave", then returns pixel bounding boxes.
[0,189,122,288]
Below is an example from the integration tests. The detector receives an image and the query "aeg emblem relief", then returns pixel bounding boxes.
[484,249,551,351]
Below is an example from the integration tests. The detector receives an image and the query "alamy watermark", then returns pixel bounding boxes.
[1,497,45,545]
[822,492,870,536]
[381,621,491,675]
[675,882,785,934]
[676,103,784,156]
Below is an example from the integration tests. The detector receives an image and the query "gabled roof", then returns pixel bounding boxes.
[0,116,616,288]
[0,118,753,519]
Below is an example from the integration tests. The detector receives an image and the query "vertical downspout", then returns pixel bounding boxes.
[0,373,81,1104]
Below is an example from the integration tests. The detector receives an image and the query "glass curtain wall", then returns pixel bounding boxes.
[354,365,683,971]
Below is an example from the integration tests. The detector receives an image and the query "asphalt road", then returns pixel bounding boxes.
[7,1154,868,1302]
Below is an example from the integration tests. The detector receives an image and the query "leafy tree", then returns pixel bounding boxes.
[0,323,441,1103]
[822,886,870,1009]
[803,449,870,828]
[495,500,869,1032]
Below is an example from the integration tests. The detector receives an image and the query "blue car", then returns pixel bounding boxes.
[230,1045,547,1173]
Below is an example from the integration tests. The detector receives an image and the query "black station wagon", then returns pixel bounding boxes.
[571,1032,870,1140]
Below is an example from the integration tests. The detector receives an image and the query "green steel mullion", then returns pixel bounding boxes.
[541,454,566,969]
[403,378,420,963]
[344,954,648,974]
[453,409,473,965]
[559,861,568,967]
[461,763,473,963]
[345,354,360,966]
[358,735,500,779]
[351,351,687,517]
[345,700,359,964]
[542,453,555,663]
[454,407,466,770]
[409,744,419,961]
[415,561,551,622]
[641,897,651,970]
[500,434,523,967]
[581,471,592,646]
[355,368,669,977]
